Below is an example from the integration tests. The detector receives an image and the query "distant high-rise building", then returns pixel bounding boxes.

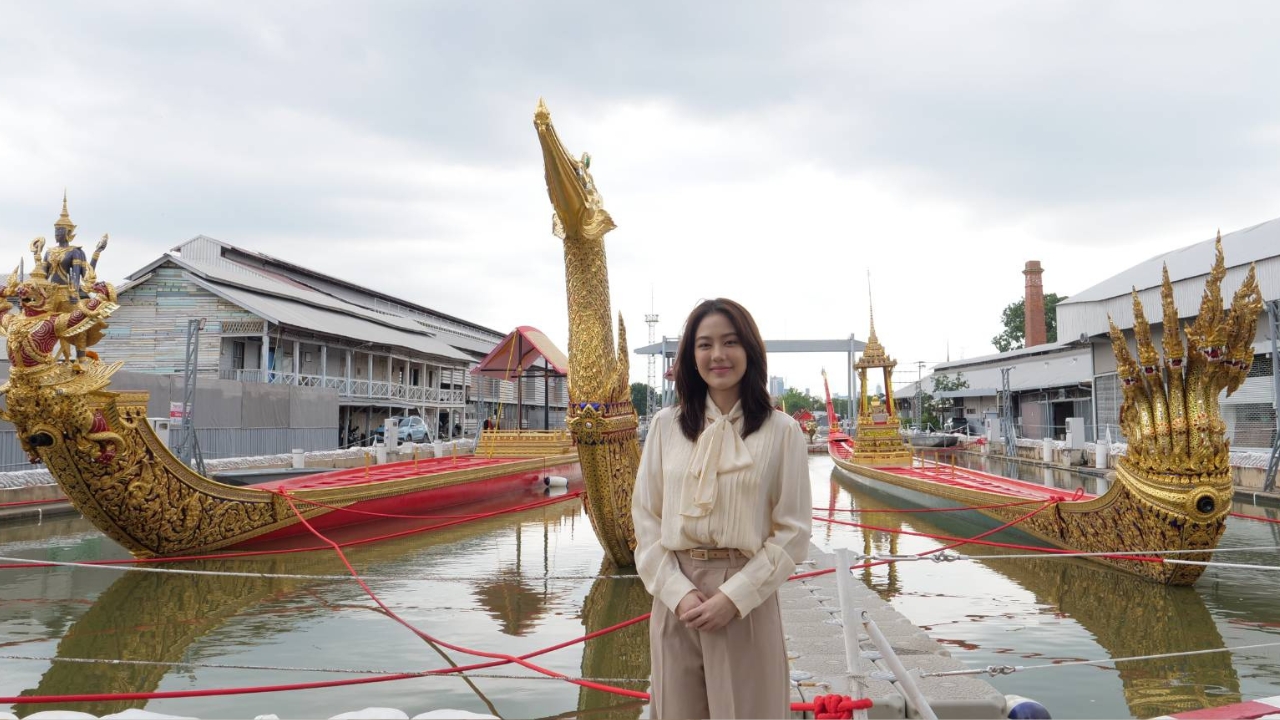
[769,376,785,397]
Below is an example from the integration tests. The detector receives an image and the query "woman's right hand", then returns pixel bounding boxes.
[675,590,707,617]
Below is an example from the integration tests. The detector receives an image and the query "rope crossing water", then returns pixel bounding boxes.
[0,555,629,582]
[912,641,1280,679]
[841,545,1280,568]
[3,489,1274,710]
[0,654,652,683]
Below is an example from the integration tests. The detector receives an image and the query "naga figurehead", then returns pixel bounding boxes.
[0,195,122,463]
[534,100,638,567]
[533,99,628,405]
[1109,234,1263,524]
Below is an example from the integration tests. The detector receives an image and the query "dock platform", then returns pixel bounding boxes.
[784,545,1009,719]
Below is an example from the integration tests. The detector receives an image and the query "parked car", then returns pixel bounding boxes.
[372,415,428,444]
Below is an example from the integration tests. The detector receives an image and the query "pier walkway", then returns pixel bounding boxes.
[784,544,1007,719]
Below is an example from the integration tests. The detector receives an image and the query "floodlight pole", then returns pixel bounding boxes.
[176,318,206,476]
[1000,366,1016,457]
[1263,300,1279,492]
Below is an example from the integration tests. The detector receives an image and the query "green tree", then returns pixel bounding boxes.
[630,382,657,416]
[991,294,1067,352]
[903,372,968,430]
[928,372,968,429]
[931,372,969,393]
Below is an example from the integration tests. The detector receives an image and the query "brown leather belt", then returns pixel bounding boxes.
[685,548,739,560]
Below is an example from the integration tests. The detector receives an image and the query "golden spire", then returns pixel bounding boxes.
[54,190,76,243]
[867,276,879,345]
[857,277,894,369]
[55,191,73,228]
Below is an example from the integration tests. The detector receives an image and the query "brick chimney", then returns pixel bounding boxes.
[1023,260,1047,348]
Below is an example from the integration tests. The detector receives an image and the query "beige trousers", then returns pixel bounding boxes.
[649,551,789,719]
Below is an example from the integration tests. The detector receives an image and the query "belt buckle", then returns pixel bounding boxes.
[689,548,710,560]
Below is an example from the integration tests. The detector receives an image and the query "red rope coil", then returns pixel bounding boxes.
[799,694,874,718]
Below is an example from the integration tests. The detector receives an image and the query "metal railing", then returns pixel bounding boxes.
[222,369,466,405]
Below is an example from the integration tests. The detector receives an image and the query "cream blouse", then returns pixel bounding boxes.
[632,399,812,618]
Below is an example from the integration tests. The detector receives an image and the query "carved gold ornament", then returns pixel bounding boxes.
[831,235,1262,586]
[535,100,639,567]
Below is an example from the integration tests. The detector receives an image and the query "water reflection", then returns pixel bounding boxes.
[472,522,552,637]
[831,473,1244,718]
[575,560,651,720]
[14,556,299,718]
[5,495,585,718]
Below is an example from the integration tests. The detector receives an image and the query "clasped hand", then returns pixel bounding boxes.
[676,590,738,632]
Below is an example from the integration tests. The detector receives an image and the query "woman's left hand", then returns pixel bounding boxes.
[679,592,739,632]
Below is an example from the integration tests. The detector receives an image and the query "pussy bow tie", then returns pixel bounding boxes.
[681,401,752,518]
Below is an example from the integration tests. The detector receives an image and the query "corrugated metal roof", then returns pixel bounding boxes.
[963,350,1092,392]
[1057,219,1280,339]
[933,339,1087,372]
[123,237,511,362]
[937,388,1001,398]
[904,346,1093,396]
[164,237,515,358]
[1058,258,1280,340]
[187,276,472,363]
[1062,218,1280,305]
[174,254,430,335]
[172,235,503,338]
[423,325,499,357]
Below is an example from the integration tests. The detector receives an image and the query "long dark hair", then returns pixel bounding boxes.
[674,298,772,442]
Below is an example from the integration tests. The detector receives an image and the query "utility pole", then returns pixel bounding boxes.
[1263,300,1279,492]
[915,361,925,429]
[1000,366,1016,457]
[175,318,206,475]
[848,333,857,430]
[645,288,659,417]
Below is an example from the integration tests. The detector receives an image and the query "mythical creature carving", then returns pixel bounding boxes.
[534,100,639,567]
[0,222,122,464]
[0,196,284,557]
[1108,234,1262,528]
[40,193,112,363]
[833,236,1263,585]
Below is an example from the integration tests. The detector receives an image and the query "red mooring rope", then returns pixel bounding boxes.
[1230,511,1280,525]
[0,497,66,509]
[813,497,1045,514]
[3,495,1071,708]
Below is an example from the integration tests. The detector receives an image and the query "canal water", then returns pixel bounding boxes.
[1,456,1279,719]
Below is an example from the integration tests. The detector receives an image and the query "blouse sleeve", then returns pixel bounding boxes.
[717,418,812,617]
[632,412,698,612]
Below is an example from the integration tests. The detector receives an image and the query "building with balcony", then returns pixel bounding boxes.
[95,235,569,449]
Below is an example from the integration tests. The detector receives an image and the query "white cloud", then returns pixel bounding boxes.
[2,1,1279,401]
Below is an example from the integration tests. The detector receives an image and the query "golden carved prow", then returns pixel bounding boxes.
[1107,234,1263,540]
[534,100,638,566]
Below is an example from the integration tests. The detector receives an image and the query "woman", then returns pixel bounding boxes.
[632,298,812,719]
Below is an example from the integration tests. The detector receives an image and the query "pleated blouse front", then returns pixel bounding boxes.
[632,402,812,618]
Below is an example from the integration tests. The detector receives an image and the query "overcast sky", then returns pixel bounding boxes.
[3,2,1279,398]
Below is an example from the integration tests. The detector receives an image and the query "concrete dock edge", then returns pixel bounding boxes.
[784,544,1006,719]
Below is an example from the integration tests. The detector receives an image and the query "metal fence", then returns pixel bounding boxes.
[1092,362,1277,452]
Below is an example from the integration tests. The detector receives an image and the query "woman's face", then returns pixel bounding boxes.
[694,311,747,396]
